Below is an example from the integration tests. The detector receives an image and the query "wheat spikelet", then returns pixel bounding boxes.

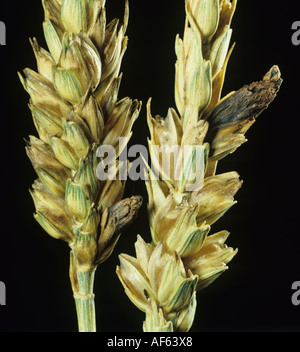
[19,0,142,332]
[117,0,282,332]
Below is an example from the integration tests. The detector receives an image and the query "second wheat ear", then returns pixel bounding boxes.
[117,0,282,332]
[19,0,142,332]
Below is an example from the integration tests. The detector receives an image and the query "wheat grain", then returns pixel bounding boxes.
[19,0,142,332]
[117,0,282,332]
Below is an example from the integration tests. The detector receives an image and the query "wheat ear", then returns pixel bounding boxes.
[116,0,282,332]
[19,0,142,332]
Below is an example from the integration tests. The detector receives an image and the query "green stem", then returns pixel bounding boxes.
[74,270,96,332]
[70,252,96,332]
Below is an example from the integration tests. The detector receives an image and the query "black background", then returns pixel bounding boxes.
[0,0,300,332]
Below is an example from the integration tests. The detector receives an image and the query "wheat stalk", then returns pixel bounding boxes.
[19,0,142,332]
[116,0,282,332]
